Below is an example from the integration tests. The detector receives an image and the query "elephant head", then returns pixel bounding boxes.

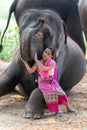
[0,7,67,62]
[18,9,67,62]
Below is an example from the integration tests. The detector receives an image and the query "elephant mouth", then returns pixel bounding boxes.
[20,18,54,62]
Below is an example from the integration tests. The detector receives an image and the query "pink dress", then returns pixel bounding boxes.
[37,58,68,112]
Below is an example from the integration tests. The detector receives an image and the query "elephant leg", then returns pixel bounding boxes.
[64,88,72,96]
[0,62,20,96]
[24,88,45,119]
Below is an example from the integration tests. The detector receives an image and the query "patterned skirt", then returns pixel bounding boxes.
[43,91,68,112]
[38,77,68,112]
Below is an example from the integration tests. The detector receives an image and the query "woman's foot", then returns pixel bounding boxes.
[65,103,77,113]
[67,109,77,113]
[55,112,63,117]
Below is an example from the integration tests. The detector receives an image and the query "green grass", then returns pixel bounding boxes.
[0,27,19,61]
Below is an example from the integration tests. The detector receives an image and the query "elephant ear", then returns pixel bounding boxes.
[63,22,67,44]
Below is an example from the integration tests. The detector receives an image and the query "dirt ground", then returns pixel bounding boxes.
[0,71,87,130]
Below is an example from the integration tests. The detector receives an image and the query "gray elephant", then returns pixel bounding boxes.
[0,7,86,118]
[0,0,86,54]
[78,0,87,41]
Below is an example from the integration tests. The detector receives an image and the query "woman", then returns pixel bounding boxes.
[21,46,77,117]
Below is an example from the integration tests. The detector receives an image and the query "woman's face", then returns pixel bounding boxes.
[42,48,52,61]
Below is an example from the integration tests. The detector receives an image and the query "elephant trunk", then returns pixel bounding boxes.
[20,18,44,61]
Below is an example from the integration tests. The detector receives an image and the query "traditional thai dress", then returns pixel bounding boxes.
[37,58,68,112]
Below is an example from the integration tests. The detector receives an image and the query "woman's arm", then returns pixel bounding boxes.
[21,58,37,74]
[36,60,55,71]
[34,53,55,71]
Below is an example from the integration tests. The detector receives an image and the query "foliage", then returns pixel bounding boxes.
[0,26,19,61]
[83,33,87,56]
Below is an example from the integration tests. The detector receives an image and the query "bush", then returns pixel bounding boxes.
[83,32,87,56]
[0,26,19,61]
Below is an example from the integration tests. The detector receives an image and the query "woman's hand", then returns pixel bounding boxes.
[34,52,38,62]
[21,57,37,74]
[21,57,28,65]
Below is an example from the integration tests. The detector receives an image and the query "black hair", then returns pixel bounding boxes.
[47,46,54,55]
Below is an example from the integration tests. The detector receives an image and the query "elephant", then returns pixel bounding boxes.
[0,0,86,54]
[0,6,86,118]
[78,0,87,41]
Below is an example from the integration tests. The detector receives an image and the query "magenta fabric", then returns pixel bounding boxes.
[37,58,57,79]
[58,95,68,105]
[37,58,59,93]
[46,102,59,112]
[46,95,68,112]
[38,77,61,93]
[37,58,69,112]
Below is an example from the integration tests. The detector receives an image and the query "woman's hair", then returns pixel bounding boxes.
[47,46,54,55]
